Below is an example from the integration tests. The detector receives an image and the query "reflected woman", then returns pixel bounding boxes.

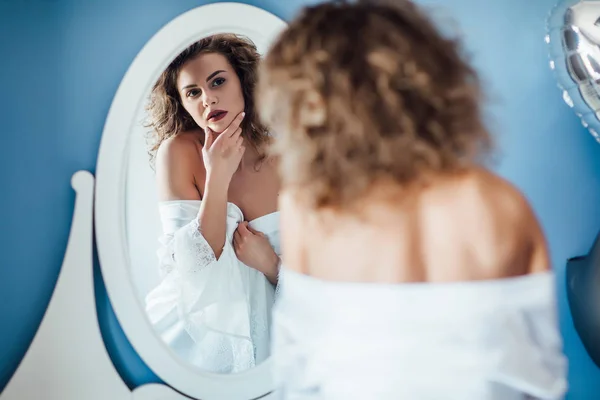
[258,1,567,399]
[143,34,281,373]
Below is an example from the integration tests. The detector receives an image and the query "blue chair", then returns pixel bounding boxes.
[566,229,600,369]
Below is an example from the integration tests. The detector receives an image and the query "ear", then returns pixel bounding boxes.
[299,89,326,128]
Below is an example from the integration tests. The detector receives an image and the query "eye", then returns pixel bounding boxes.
[186,88,201,98]
[212,77,226,87]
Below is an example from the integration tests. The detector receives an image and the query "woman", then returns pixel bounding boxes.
[258,1,567,399]
[143,34,281,373]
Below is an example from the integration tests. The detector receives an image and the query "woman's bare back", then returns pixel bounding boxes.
[282,167,549,283]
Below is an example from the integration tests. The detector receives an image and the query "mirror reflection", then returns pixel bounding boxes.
[126,33,280,374]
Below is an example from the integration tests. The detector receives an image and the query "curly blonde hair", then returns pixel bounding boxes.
[145,33,270,165]
[257,0,493,209]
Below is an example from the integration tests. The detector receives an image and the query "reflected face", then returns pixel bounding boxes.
[178,52,245,133]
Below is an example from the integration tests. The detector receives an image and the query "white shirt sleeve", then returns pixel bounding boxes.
[145,201,256,373]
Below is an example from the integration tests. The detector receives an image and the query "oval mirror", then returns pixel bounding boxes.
[95,4,286,399]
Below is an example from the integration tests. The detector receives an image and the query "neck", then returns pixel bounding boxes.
[239,139,264,170]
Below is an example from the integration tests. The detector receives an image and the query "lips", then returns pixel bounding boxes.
[207,110,228,122]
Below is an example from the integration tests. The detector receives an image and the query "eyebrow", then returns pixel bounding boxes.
[206,70,225,82]
[180,70,226,91]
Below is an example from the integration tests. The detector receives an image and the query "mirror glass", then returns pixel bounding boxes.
[125,30,281,375]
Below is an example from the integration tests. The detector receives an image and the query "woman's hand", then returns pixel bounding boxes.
[202,112,246,185]
[233,221,279,284]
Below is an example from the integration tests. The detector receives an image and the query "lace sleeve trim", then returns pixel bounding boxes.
[274,259,283,301]
[157,218,221,276]
[173,218,218,273]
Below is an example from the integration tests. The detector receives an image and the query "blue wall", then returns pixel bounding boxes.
[1,0,599,398]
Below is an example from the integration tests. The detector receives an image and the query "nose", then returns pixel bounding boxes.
[202,91,218,107]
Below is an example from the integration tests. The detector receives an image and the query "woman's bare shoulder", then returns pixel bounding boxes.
[470,168,550,273]
[424,168,540,241]
[156,130,203,159]
[155,130,205,201]
[428,168,549,276]
[468,168,533,219]
[469,168,545,239]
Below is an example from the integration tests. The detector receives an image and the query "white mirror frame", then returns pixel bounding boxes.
[94,4,287,400]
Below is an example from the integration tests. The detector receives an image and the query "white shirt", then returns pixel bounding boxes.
[272,268,568,399]
[145,200,280,373]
